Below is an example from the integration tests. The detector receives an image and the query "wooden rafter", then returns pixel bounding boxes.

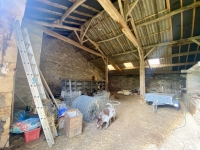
[118,0,124,17]
[90,35,200,61]
[97,0,143,59]
[31,21,80,31]
[36,0,93,18]
[60,0,86,23]
[126,0,140,18]
[144,47,156,59]
[25,20,105,57]
[166,0,173,41]
[192,39,200,46]
[136,1,200,28]
[105,51,200,64]
[86,35,124,74]
[27,6,87,22]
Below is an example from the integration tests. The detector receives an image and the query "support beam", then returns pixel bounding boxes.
[86,35,124,74]
[60,0,86,23]
[97,0,142,59]
[136,1,200,28]
[144,47,156,59]
[126,0,140,18]
[90,36,200,62]
[118,0,124,17]
[97,33,124,43]
[31,21,80,31]
[192,39,200,46]
[25,20,105,57]
[81,20,93,42]
[140,59,145,99]
[105,58,108,91]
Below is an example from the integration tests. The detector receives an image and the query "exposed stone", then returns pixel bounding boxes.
[40,37,104,94]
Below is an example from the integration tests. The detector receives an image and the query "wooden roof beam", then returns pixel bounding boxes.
[136,1,200,28]
[31,21,81,31]
[25,20,105,57]
[60,0,86,23]
[97,0,143,59]
[126,0,140,18]
[89,35,200,61]
[192,39,200,46]
[86,35,124,74]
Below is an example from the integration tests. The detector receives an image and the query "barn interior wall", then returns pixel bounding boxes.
[0,1,26,147]
[186,71,200,127]
[40,37,105,95]
[108,74,185,97]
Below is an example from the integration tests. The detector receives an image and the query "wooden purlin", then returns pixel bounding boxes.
[60,0,86,23]
[86,35,124,74]
[136,1,200,28]
[97,0,143,60]
[90,35,200,61]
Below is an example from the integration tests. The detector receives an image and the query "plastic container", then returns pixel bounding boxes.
[24,128,40,143]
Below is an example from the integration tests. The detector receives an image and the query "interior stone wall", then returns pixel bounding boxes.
[40,37,104,95]
[109,74,185,98]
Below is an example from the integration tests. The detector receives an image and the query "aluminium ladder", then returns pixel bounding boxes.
[13,20,55,147]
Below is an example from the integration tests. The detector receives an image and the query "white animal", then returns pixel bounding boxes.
[96,103,116,129]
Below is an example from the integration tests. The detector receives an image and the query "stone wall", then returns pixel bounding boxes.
[186,72,200,127]
[109,74,185,98]
[40,37,104,94]
[14,20,43,109]
[0,0,26,147]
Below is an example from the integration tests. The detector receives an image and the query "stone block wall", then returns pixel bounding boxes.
[0,0,26,147]
[186,72,200,127]
[109,74,185,98]
[40,37,104,95]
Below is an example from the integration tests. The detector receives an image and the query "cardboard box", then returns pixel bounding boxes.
[64,109,83,138]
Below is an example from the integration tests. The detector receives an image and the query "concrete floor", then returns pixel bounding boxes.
[17,94,200,150]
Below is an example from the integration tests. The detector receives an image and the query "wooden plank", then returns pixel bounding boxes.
[144,47,156,59]
[126,0,140,18]
[97,33,124,43]
[105,58,108,91]
[27,6,87,22]
[81,3,100,13]
[97,0,143,58]
[140,59,145,99]
[36,0,92,17]
[136,1,200,28]
[31,21,80,31]
[81,20,93,42]
[90,36,200,61]
[60,0,86,23]
[118,0,124,17]
[166,0,173,41]
[74,30,81,42]
[26,21,105,57]
[86,35,123,74]
[192,39,200,46]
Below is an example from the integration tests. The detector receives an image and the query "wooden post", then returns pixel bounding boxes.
[105,58,108,91]
[140,58,145,100]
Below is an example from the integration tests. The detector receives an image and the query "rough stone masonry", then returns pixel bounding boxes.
[40,37,104,94]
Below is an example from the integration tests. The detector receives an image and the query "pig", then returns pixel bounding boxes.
[96,103,116,130]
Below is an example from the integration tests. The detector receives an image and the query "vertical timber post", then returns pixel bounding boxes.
[105,58,108,91]
[140,57,145,100]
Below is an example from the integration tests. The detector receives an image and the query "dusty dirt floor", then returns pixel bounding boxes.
[16,94,200,150]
